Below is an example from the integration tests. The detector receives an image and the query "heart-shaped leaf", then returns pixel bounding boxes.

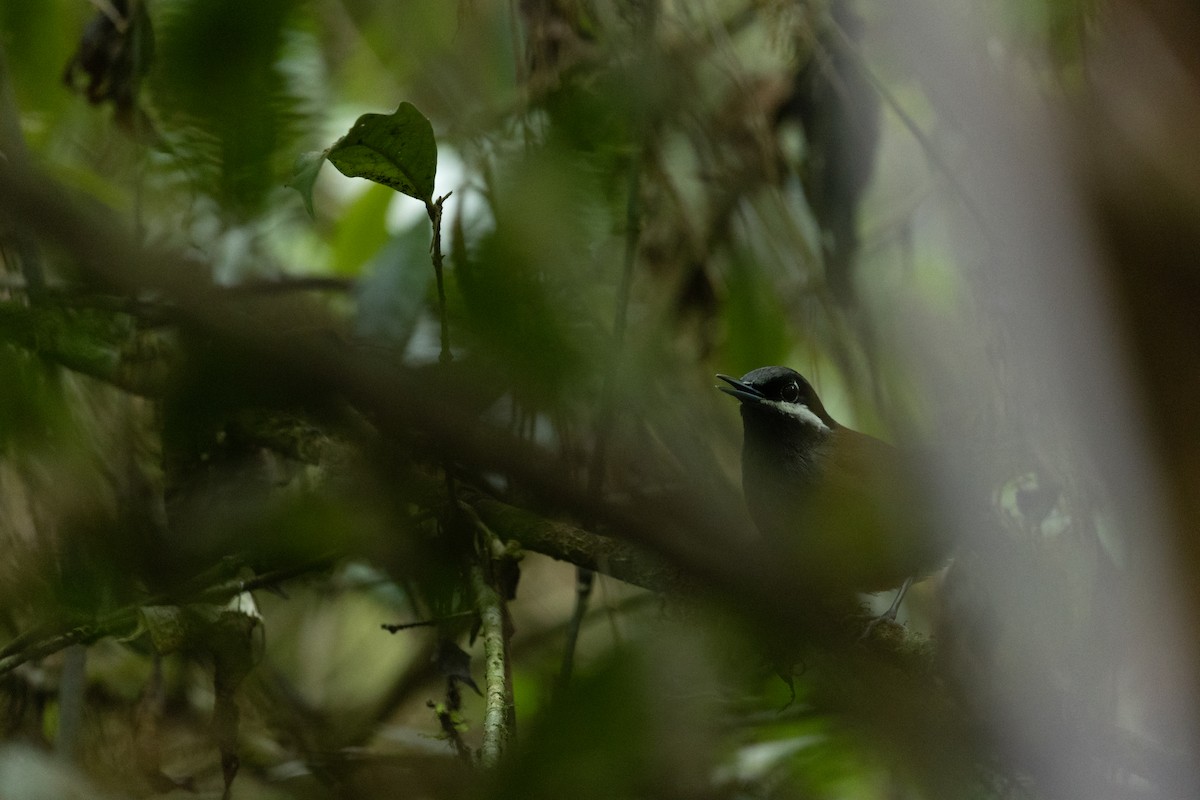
[327,102,437,203]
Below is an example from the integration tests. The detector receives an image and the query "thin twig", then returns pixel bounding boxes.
[470,562,511,767]
[460,499,516,764]
[426,192,454,364]
[381,611,475,634]
[0,557,335,678]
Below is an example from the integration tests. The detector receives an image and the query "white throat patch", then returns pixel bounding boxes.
[762,399,831,432]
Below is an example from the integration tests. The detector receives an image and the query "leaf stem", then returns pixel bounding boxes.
[426,192,454,365]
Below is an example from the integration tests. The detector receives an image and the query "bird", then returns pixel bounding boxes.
[717,366,945,617]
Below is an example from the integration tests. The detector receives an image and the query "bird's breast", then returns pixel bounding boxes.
[739,426,940,591]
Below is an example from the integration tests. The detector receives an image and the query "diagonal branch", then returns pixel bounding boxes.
[0,160,840,643]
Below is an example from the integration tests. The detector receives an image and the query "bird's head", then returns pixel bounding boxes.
[716,366,838,436]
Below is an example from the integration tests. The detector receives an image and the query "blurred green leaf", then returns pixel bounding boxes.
[288,149,327,219]
[0,0,78,126]
[0,345,68,453]
[152,0,306,215]
[489,654,654,800]
[328,102,437,203]
[457,227,586,403]
[331,182,394,276]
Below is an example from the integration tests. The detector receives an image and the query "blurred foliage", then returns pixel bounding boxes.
[0,0,1197,799]
[151,0,310,217]
[0,346,70,452]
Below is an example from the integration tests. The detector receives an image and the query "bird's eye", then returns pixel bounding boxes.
[780,381,801,403]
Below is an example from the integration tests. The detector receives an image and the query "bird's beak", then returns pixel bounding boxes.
[716,374,764,404]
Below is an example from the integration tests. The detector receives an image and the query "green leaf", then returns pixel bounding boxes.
[288,150,327,219]
[153,0,307,217]
[330,182,393,276]
[327,102,437,203]
[0,344,68,453]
